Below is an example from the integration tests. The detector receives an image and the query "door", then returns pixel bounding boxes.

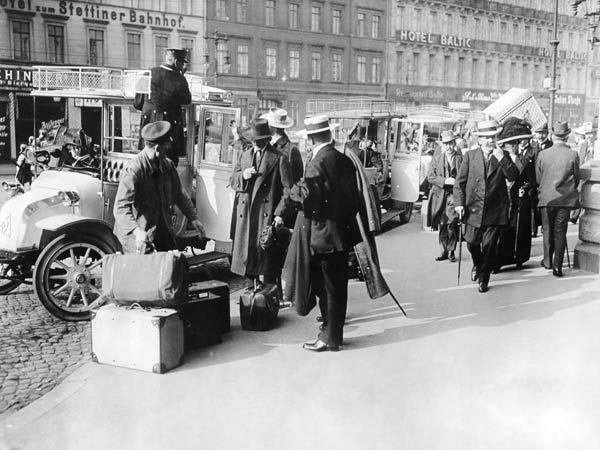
[390,120,422,203]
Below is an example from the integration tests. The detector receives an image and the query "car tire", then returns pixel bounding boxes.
[34,233,119,321]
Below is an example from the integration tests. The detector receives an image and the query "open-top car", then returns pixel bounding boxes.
[0,66,240,321]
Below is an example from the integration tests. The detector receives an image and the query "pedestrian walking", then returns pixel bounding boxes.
[533,122,553,151]
[283,115,361,352]
[573,122,594,166]
[229,119,296,290]
[134,47,191,166]
[453,119,519,293]
[494,118,535,270]
[15,143,33,191]
[427,130,462,262]
[536,121,580,277]
[113,121,205,253]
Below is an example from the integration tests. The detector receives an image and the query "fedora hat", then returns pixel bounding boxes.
[440,130,456,144]
[534,122,549,133]
[552,121,571,138]
[141,121,171,144]
[474,119,502,137]
[166,47,189,63]
[299,115,340,136]
[242,119,272,141]
[261,107,294,129]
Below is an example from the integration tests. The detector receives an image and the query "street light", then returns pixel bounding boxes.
[203,31,231,87]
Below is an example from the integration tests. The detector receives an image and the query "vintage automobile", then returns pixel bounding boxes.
[0,66,239,321]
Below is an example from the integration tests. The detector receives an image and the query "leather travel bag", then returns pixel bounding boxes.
[239,281,280,331]
[102,251,189,308]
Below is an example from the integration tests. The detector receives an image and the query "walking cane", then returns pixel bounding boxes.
[565,240,571,269]
[514,188,524,259]
[457,211,463,286]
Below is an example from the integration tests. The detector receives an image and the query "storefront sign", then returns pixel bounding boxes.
[536,47,586,61]
[0,68,33,90]
[0,103,11,158]
[2,0,185,28]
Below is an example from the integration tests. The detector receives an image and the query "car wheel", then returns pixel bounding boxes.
[0,263,21,295]
[34,234,118,321]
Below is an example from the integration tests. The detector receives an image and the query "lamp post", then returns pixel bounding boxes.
[203,31,231,88]
[548,0,560,126]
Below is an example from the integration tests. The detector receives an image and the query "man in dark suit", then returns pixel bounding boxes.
[134,48,191,166]
[536,121,580,277]
[454,119,519,293]
[289,115,360,352]
[533,122,553,151]
[427,130,463,262]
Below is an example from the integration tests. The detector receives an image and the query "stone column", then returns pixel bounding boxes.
[574,160,600,273]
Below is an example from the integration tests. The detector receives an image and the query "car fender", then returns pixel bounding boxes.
[36,214,122,251]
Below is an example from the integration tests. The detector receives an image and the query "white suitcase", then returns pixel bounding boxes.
[91,304,184,374]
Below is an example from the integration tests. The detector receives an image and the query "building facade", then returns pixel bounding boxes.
[0,0,204,159]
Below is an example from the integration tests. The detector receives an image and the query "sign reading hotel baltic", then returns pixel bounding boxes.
[397,30,472,49]
[1,0,185,28]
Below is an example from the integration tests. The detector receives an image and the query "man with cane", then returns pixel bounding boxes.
[453,119,519,292]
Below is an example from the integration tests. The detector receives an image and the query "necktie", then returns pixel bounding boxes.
[253,150,261,168]
[305,150,313,171]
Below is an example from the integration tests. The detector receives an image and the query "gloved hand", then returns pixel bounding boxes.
[133,228,149,253]
[191,219,206,239]
[273,216,284,227]
[454,206,464,218]
[243,167,257,180]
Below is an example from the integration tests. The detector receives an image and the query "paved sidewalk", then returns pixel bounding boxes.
[1,220,599,450]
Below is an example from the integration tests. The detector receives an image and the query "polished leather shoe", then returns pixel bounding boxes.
[435,253,448,261]
[478,280,489,293]
[448,251,456,262]
[316,316,323,323]
[540,260,552,270]
[471,266,479,282]
[302,339,339,352]
[319,323,327,332]
[552,268,563,277]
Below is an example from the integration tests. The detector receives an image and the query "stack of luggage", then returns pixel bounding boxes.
[91,252,230,374]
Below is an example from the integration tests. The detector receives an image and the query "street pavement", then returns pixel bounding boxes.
[1,215,598,450]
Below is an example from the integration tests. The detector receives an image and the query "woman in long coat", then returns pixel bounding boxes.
[229,119,295,283]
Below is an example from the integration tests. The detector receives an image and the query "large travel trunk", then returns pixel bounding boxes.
[102,252,189,308]
[483,88,546,130]
[91,304,184,374]
[239,283,280,331]
[183,280,230,349]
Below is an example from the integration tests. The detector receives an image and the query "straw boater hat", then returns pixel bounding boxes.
[299,115,340,137]
[242,119,272,141]
[141,121,171,144]
[260,108,294,129]
[496,117,533,145]
[552,121,571,138]
[474,119,502,137]
[440,130,456,144]
[573,122,594,136]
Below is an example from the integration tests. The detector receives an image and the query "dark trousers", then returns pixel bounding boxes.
[465,224,503,283]
[310,251,349,347]
[540,206,570,270]
[439,220,459,253]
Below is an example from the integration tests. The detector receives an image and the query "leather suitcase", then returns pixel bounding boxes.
[91,304,184,374]
[188,280,230,333]
[102,252,189,308]
[239,283,280,331]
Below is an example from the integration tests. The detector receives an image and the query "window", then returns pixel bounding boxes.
[237,0,247,22]
[89,29,105,66]
[429,54,435,84]
[266,47,277,77]
[12,20,31,61]
[444,13,452,35]
[289,3,299,29]
[289,49,300,79]
[536,27,542,46]
[485,59,493,86]
[357,55,366,83]
[265,0,275,27]
[217,41,229,73]
[499,61,505,88]
[501,22,507,36]
[412,52,420,84]
[513,24,519,44]
[332,9,341,35]
[472,58,479,86]
[487,20,494,41]
[443,55,450,85]
[127,32,141,68]
[181,38,194,71]
[458,57,465,86]
[372,15,380,39]
[237,44,249,75]
[460,15,467,32]
[372,57,381,83]
[311,5,321,32]
[235,97,249,127]
[430,10,437,29]
[511,62,517,85]
[311,51,321,80]
[155,35,168,66]
[357,12,365,37]
[332,52,342,81]
[48,24,65,63]
[216,0,227,20]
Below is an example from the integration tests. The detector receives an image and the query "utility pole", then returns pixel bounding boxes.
[548,0,560,126]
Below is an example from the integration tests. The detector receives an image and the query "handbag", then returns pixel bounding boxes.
[259,223,292,250]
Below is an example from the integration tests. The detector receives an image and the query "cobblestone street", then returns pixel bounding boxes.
[0,258,246,417]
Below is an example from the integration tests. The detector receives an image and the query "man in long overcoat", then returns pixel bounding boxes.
[229,119,295,284]
[536,121,580,277]
[134,48,191,166]
[427,130,462,262]
[454,119,519,293]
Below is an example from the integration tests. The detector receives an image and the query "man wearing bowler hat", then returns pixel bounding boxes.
[114,121,205,253]
[454,119,519,293]
[283,115,361,351]
[229,119,296,288]
[134,47,191,166]
[536,121,580,277]
[533,122,553,151]
[427,130,463,262]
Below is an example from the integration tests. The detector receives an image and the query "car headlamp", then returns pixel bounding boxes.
[58,191,80,207]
